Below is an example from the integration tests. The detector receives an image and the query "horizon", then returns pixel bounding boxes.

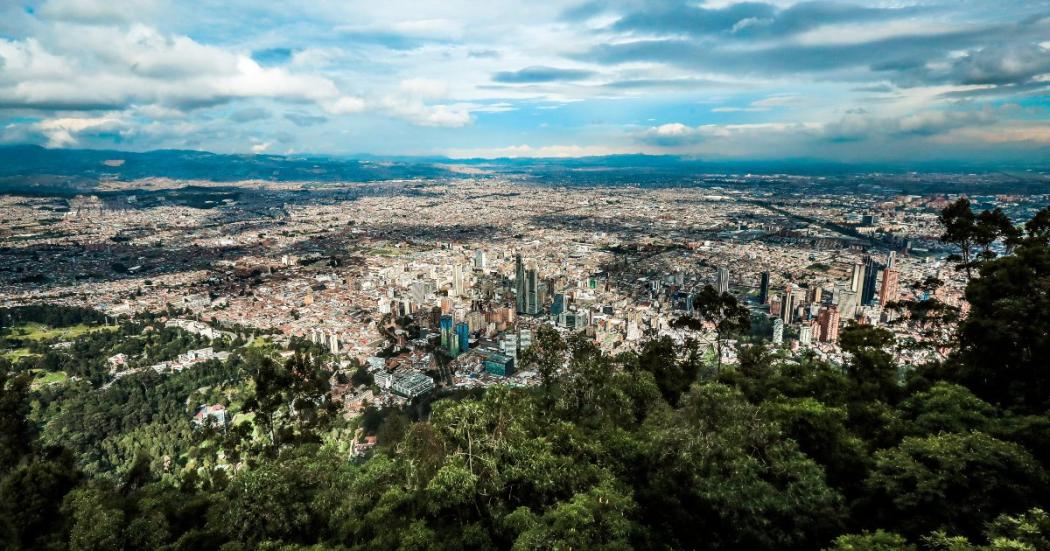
[0,1,1048,162]
[3,143,1050,171]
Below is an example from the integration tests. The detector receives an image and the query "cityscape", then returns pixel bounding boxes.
[2,1,1050,550]
[6,166,1032,404]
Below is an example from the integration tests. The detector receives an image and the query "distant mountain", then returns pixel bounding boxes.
[1,145,1046,196]
[0,145,453,185]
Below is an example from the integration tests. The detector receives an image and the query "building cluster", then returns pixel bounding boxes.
[2,176,1020,404]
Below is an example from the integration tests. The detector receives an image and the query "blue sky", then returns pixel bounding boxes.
[0,0,1048,161]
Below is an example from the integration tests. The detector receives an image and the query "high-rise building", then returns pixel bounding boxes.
[772,318,784,345]
[483,352,514,377]
[515,254,526,314]
[551,293,566,316]
[455,322,470,355]
[452,264,465,297]
[807,286,823,305]
[439,315,453,349]
[715,266,730,294]
[799,324,813,346]
[781,284,794,323]
[879,267,899,306]
[861,255,882,306]
[835,283,859,320]
[759,271,770,304]
[817,306,841,342]
[850,261,865,294]
[525,268,540,315]
[474,250,487,270]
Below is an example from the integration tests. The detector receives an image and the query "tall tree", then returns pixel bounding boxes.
[939,198,979,277]
[673,285,751,374]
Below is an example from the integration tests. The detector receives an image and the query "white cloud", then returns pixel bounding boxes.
[250,140,272,154]
[0,23,347,113]
[383,98,473,127]
[323,96,367,115]
[444,143,635,158]
[399,78,449,99]
[389,19,463,40]
[37,0,162,24]
[34,114,126,147]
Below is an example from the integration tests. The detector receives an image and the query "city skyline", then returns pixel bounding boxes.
[0,0,1048,161]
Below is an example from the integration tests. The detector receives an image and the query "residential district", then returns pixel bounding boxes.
[3,174,1046,414]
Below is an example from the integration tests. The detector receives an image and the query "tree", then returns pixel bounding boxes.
[897,382,997,436]
[940,197,979,277]
[632,336,696,406]
[827,530,916,551]
[975,207,1021,257]
[865,432,1048,539]
[673,285,751,374]
[518,324,567,409]
[1024,206,1050,245]
[0,371,34,473]
[637,383,845,549]
[243,351,338,450]
[954,237,1050,412]
[839,324,900,405]
[65,486,125,551]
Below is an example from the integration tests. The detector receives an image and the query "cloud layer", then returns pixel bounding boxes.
[0,0,1047,160]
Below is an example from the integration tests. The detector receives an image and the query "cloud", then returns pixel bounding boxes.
[606,1,921,40]
[638,122,707,146]
[229,107,272,123]
[37,0,161,24]
[33,114,127,147]
[823,108,999,142]
[492,66,596,83]
[943,43,1050,85]
[601,77,735,91]
[323,96,366,115]
[0,25,348,112]
[468,49,500,59]
[284,112,327,127]
[444,143,634,159]
[399,78,449,99]
[381,96,472,127]
[576,14,1050,90]
[251,47,295,67]
[389,19,463,40]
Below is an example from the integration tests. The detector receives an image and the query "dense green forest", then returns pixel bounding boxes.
[3,199,1050,550]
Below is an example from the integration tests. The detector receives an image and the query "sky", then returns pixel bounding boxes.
[0,0,1048,161]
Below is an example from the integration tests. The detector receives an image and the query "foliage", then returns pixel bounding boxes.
[3,205,1050,550]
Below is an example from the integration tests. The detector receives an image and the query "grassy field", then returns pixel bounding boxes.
[247,336,271,348]
[2,348,36,362]
[5,322,116,341]
[29,369,69,389]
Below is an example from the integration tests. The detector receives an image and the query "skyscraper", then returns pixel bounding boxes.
[439,315,454,349]
[781,284,794,323]
[452,264,464,297]
[474,250,487,270]
[759,271,770,304]
[551,293,566,316]
[715,266,730,294]
[817,306,840,342]
[455,322,470,355]
[515,254,526,314]
[880,266,900,306]
[850,261,865,294]
[861,255,882,306]
[772,318,784,345]
[799,324,813,346]
[525,268,540,315]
